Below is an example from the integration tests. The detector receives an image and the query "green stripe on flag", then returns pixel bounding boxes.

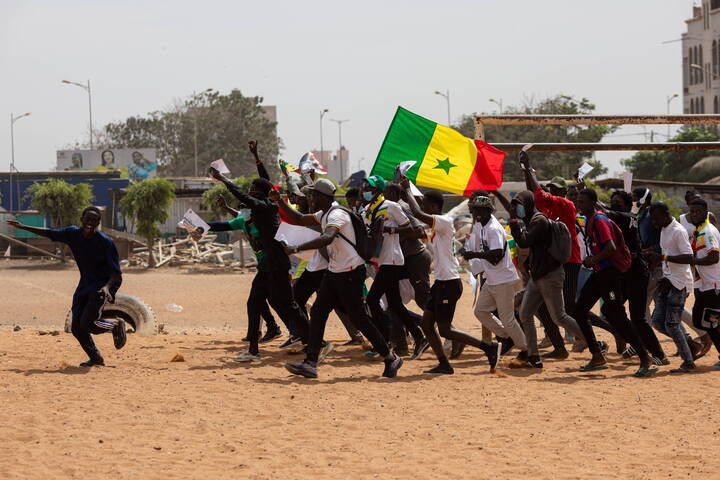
[371,107,437,182]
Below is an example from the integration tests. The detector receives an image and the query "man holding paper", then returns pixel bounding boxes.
[207,140,310,362]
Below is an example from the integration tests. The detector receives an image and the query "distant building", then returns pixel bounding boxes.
[311,148,350,182]
[683,2,720,113]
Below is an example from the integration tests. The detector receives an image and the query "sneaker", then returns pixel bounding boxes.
[424,362,454,375]
[382,354,403,378]
[652,355,671,366]
[363,350,381,360]
[112,319,127,350]
[318,341,334,363]
[342,336,364,346]
[279,336,303,349]
[670,361,697,373]
[542,349,569,359]
[231,351,261,362]
[572,338,588,353]
[285,361,318,378]
[622,346,637,358]
[449,341,466,360]
[526,355,543,369]
[410,337,430,360]
[259,328,282,344]
[498,337,515,355]
[79,357,105,367]
[487,341,502,371]
[538,336,553,349]
[598,340,609,355]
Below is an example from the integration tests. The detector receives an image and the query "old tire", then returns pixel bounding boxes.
[64,293,158,335]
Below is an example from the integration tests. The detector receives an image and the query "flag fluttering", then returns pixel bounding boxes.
[371,107,505,196]
[298,152,328,175]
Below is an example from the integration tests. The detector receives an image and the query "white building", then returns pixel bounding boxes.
[683,2,720,113]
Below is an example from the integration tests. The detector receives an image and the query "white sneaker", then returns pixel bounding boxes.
[231,351,261,362]
[318,342,334,363]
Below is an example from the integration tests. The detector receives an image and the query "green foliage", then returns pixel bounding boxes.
[201,176,254,220]
[652,190,683,217]
[24,179,94,228]
[621,127,720,181]
[97,89,282,179]
[119,179,176,266]
[454,95,617,181]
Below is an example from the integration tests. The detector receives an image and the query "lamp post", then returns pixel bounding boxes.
[433,90,451,126]
[319,109,329,164]
[666,93,679,138]
[62,79,93,150]
[9,112,31,211]
[489,97,503,114]
[330,118,349,181]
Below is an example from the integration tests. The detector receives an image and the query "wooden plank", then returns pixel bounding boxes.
[0,232,62,260]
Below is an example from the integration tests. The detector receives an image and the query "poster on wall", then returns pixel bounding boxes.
[56,148,158,181]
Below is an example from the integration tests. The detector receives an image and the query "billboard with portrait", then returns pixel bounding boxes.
[56,148,158,181]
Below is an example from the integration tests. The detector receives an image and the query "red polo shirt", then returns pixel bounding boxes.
[533,188,581,264]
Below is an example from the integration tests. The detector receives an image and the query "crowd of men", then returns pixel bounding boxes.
[9,141,720,379]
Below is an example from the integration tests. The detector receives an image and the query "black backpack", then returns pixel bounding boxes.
[325,204,384,262]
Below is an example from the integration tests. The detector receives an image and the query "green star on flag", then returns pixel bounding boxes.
[434,157,455,175]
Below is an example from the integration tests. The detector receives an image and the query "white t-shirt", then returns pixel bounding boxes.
[430,215,460,281]
[691,219,720,291]
[306,202,338,272]
[368,199,410,266]
[660,218,694,292]
[468,215,518,285]
[679,213,694,236]
[316,207,365,273]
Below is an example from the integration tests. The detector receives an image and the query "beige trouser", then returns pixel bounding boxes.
[474,280,527,350]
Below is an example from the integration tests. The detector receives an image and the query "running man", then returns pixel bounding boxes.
[399,176,500,375]
[6,207,126,367]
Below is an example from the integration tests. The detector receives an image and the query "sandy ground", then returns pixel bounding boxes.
[2,260,720,480]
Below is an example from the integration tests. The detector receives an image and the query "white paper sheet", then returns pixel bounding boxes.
[209,159,231,184]
[623,171,633,192]
[274,222,320,261]
[577,162,594,180]
[178,209,211,237]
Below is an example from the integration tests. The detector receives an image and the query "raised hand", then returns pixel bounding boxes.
[215,196,228,209]
[399,175,410,190]
[248,140,258,155]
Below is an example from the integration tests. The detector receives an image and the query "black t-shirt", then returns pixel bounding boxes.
[603,210,641,255]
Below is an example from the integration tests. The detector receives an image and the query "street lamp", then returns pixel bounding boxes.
[330,119,349,181]
[666,93,679,138]
[62,79,93,150]
[9,112,31,211]
[319,109,329,164]
[433,90,451,126]
[192,88,214,177]
[489,97,503,114]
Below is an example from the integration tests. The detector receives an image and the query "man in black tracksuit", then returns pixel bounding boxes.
[208,140,309,362]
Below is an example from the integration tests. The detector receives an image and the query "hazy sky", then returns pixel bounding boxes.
[1,1,693,178]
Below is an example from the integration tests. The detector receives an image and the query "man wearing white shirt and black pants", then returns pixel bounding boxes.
[687,198,720,367]
[462,194,526,355]
[361,175,429,358]
[400,177,500,375]
[271,179,403,379]
[647,202,697,373]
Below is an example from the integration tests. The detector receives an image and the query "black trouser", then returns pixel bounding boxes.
[404,249,432,310]
[245,299,279,339]
[306,266,390,363]
[573,267,648,359]
[247,270,309,355]
[537,262,617,349]
[692,288,720,352]
[367,265,424,344]
[615,261,665,358]
[293,268,361,340]
[71,291,114,362]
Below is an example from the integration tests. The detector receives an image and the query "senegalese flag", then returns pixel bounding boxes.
[371,107,505,196]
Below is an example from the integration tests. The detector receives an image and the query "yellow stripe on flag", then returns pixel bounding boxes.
[416,124,478,195]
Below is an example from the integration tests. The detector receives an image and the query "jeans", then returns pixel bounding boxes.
[519,266,584,357]
[574,267,648,359]
[652,284,693,363]
[474,280,527,350]
[71,291,114,362]
[646,266,701,336]
[247,270,309,355]
[306,266,390,364]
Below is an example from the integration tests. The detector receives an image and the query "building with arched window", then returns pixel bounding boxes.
[683,3,720,113]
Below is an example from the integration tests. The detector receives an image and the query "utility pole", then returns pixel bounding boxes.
[9,112,31,211]
[62,79,93,149]
[319,109,329,165]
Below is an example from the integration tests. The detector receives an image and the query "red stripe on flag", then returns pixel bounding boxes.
[463,140,506,196]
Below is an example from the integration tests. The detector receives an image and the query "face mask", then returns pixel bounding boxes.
[363,191,374,202]
[515,204,526,218]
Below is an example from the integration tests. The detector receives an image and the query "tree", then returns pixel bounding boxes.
[200,176,254,220]
[24,179,94,262]
[621,127,720,182]
[96,89,282,179]
[454,95,617,181]
[119,178,175,267]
